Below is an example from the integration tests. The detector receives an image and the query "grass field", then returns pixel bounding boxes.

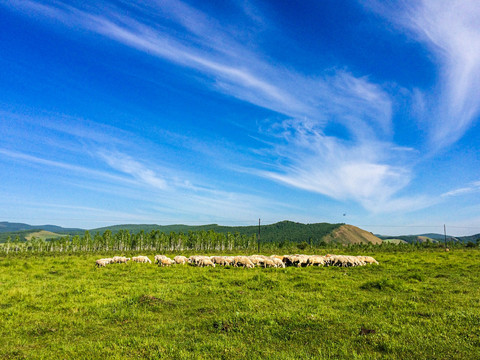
[1,249,479,359]
[24,230,64,241]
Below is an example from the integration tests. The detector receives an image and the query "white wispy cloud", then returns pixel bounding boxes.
[406,0,480,149]
[253,118,428,212]
[8,0,392,136]
[3,0,438,213]
[98,151,168,190]
[442,181,480,198]
[364,0,480,150]
[0,148,138,186]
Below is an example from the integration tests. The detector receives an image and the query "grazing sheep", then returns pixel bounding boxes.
[222,258,234,266]
[270,255,285,262]
[307,255,325,267]
[154,255,168,264]
[158,257,175,267]
[325,255,343,267]
[95,259,109,267]
[249,255,268,266]
[356,256,379,265]
[197,258,215,267]
[222,256,235,266]
[100,258,114,264]
[327,255,363,267]
[211,256,233,266]
[271,257,285,268]
[233,256,255,268]
[345,255,365,267]
[296,255,311,267]
[282,255,296,267]
[132,256,152,264]
[283,255,309,267]
[112,256,130,264]
[188,255,210,266]
[259,258,276,268]
[116,256,130,264]
[212,257,228,266]
[174,255,188,265]
[210,256,225,264]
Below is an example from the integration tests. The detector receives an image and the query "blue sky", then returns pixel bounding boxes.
[1,0,480,236]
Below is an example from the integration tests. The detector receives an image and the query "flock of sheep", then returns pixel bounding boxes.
[95,254,379,268]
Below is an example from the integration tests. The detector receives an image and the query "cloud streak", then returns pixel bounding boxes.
[98,151,168,190]
[7,0,477,215]
[2,0,411,211]
[442,181,480,198]
[364,0,480,149]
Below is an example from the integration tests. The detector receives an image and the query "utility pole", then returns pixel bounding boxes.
[258,218,261,253]
[444,224,447,248]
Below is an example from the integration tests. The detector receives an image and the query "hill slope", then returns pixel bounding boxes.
[322,225,382,245]
[0,222,83,234]
[24,231,65,241]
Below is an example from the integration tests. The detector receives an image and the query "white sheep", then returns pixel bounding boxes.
[270,255,285,262]
[271,257,285,268]
[154,254,168,264]
[356,256,379,265]
[248,255,267,266]
[197,258,215,267]
[112,256,130,264]
[174,255,188,265]
[233,256,255,268]
[283,255,309,267]
[132,256,152,264]
[307,255,325,267]
[101,258,115,264]
[211,256,232,266]
[158,257,175,267]
[259,257,276,268]
[95,259,109,267]
[188,255,210,266]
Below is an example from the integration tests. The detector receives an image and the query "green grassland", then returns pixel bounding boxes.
[1,249,479,359]
[24,230,65,241]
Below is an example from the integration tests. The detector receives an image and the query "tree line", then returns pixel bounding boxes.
[0,229,258,254]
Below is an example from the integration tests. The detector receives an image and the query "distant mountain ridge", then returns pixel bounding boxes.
[377,233,478,244]
[0,222,83,234]
[2,221,478,245]
[0,220,382,245]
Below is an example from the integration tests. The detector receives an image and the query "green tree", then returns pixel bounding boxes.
[82,231,92,251]
[102,230,112,251]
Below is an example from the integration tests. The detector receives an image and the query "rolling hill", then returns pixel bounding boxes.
[24,230,65,241]
[0,222,83,234]
[322,225,382,245]
[378,233,478,244]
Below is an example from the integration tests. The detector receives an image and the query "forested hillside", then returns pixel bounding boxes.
[90,221,343,246]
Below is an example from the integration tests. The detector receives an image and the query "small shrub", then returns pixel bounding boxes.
[297,241,309,250]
